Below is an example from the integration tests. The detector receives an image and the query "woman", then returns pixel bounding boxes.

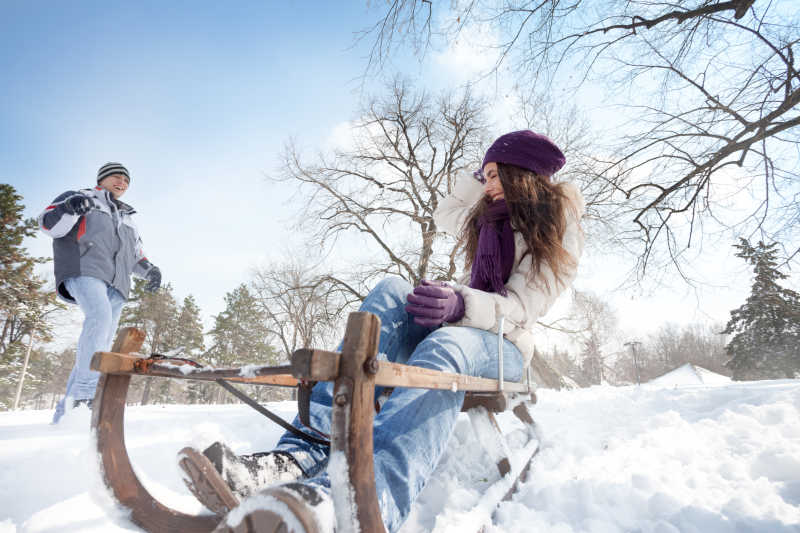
[179,130,585,532]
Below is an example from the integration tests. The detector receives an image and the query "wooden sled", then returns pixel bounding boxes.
[91,312,539,533]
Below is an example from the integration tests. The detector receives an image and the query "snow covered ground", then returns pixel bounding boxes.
[1,376,798,533]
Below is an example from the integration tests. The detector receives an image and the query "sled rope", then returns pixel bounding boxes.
[215,379,331,446]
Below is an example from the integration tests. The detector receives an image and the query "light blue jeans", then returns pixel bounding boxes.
[275,277,523,532]
[52,276,126,423]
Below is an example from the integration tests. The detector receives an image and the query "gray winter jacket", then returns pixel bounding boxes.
[38,186,155,303]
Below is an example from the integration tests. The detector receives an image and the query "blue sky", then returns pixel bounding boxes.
[1,1,765,350]
[2,2,409,329]
[1,2,382,188]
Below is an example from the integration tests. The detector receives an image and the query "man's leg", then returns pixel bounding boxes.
[105,286,126,348]
[52,366,77,423]
[62,277,115,402]
[53,277,114,423]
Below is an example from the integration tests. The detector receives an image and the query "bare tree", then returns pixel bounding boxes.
[364,1,800,275]
[517,91,628,254]
[570,290,619,385]
[274,79,610,342]
[250,261,342,361]
[275,79,490,306]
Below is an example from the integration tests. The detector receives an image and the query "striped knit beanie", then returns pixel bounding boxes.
[97,162,130,184]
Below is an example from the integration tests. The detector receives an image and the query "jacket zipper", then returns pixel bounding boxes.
[106,190,123,286]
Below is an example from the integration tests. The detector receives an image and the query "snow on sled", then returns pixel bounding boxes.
[90,312,539,532]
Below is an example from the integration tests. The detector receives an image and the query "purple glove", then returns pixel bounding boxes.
[405,279,465,328]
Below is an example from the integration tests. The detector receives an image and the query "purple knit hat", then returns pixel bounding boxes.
[481,130,566,177]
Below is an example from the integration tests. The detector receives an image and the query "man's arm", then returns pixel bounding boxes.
[38,190,92,238]
[131,230,162,293]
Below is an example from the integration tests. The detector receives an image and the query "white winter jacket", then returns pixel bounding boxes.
[433,174,585,368]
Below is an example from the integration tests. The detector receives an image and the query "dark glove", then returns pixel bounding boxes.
[63,194,93,215]
[405,279,465,328]
[144,266,161,293]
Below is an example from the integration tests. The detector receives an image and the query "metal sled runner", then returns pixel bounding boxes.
[90,311,540,532]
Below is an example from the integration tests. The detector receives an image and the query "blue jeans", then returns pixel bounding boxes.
[275,277,523,532]
[52,276,126,424]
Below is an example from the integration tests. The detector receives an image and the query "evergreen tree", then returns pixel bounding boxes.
[1,184,45,353]
[119,279,180,404]
[174,295,207,404]
[0,184,63,409]
[209,284,276,367]
[175,295,205,354]
[30,346,73,409]
[208,284,279,403]
[723,239,800,380]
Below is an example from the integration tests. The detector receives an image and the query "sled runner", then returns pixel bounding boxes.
[90,312,539,533]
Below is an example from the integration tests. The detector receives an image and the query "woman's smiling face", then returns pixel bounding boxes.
[482,162,504,202]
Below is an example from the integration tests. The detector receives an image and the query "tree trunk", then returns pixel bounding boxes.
[140,378,152,405]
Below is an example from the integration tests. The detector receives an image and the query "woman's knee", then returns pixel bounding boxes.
[370,276,413,303]
[409,328,472,375]
[373,276,413,296]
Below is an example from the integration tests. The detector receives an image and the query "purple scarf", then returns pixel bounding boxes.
[469,200,515,296]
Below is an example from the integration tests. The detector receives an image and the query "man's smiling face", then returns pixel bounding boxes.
[98,174,130,199]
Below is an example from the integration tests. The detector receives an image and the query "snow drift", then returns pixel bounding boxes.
[0,377,798,532]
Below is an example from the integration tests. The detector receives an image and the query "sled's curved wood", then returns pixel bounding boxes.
[92,327,220,533]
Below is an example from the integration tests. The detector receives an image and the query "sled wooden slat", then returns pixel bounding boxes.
[93,347,529,395]
[290,348,341,381]
[91,351,299,387]
[91,351,140,373]
[92,328,220,533]
[291,348,530,393]
[374,360,530,393]
[500,403,539,500]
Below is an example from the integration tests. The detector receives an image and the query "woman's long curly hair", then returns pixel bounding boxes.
[460,162,577,289]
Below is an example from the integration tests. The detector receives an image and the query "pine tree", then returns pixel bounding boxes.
[209,285,276,367]
[174,295,207,404]
[208,284,279,403]
[0,184,63,409]
[1,184,45,353]
[25,346,72,409]
[723,239,800,380]
[175,295,205,355]
[119,279,180,404]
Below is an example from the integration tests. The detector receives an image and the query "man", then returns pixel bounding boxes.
[39,162,162,423]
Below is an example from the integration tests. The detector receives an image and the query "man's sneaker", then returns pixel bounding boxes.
[178,442,305,514]
[218,482,333,533]
[72,398,93,409]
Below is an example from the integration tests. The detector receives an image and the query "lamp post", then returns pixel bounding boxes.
[624,341,642,385]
